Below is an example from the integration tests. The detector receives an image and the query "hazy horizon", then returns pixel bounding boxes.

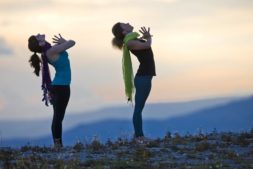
[1,95,252,140]
[1,0,253,120]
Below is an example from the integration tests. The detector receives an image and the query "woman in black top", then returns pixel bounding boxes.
[112,22,156,142]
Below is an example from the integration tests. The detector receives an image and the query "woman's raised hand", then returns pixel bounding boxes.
[139,27,152,39]
[52,34,66,45]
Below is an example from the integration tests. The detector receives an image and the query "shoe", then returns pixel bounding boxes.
[53,138,63,150]
[134,136,151,144]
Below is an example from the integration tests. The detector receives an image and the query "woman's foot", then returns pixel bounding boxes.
[134,136,151,144]
[53,138,63,150]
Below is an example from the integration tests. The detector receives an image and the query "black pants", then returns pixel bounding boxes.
[50,85,70,144]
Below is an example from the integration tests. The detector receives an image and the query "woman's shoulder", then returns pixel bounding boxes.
[60,51,68,56]
[127,38,151,51]
[47,51,67,63]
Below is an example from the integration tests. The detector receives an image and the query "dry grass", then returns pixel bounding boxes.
[0,130,253,169]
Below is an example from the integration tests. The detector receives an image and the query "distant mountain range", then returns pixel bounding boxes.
[1,96,252,147]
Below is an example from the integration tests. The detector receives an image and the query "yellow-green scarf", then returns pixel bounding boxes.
[122,32,140,102]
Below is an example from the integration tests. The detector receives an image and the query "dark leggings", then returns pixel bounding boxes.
[133,76,152,137]
[50,85,70,144]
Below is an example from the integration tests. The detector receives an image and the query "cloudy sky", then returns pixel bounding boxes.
[0,0,253,120]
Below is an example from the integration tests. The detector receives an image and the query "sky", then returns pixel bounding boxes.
[0,0,253,120]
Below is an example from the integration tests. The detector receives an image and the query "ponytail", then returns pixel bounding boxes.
[28,35,42,76]
[112,37,124,50]
[112,22,124,50]
[29,53,41,76]
[28,35,52,106]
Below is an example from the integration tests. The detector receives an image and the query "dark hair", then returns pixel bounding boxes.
[112,22,124,50]
[28,36,42,76]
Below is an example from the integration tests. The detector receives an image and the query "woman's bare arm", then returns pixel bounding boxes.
[127,37,152,50]
[127,27,152,50]
[47,34,75,59]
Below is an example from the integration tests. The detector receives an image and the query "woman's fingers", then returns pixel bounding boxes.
[53,35,60,39]
[52,37,59,41]
[143,27,147,32]
[53,34,63,40]
[139,27,147,34]
[142,27,148,32]
[140,26,150,34]
[139,26,151,37]
[52,34,66,44]
[52,41,58,44]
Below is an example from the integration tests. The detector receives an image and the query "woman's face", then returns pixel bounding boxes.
[120,23,134,34]
[35,34,46,46]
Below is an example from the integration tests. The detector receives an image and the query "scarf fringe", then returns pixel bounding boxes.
[41,43,52,106]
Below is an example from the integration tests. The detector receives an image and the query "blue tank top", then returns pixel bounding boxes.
[49,51,71,85]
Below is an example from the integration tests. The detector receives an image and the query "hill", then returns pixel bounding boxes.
[2,96,252,147]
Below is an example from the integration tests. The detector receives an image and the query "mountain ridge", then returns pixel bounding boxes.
[2,96,252,147]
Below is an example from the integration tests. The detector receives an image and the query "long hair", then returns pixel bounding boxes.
[28,36,42,76]
[28,35,52,106]
[112,22,124,50]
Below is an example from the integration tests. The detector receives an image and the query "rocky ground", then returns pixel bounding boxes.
[0,130,253,169]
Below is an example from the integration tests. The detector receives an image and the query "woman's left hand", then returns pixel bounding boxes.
[52,34,66,45]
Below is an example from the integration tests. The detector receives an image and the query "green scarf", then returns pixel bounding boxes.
[122,32,140,102]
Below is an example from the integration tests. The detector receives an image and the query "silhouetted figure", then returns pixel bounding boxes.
[28,33,75,148]
[112,22,156,143]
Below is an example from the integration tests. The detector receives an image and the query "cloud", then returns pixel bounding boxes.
[0,0,52,11]
[0,38,13,56]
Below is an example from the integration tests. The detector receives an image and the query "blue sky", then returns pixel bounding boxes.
[0,0,253,120]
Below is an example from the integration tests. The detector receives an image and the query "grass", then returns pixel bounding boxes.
[0,130,253,169]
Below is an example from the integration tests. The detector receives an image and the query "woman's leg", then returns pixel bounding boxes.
[133,76,152,137]
[51,85,70,146]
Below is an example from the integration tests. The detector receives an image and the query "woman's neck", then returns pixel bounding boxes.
[124,31,133,36]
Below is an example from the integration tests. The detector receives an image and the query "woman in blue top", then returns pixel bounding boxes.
[28,33,75,148]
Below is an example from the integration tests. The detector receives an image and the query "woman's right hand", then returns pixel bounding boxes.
[52,34,67,45]
[47,34,75,59]
[127,26,152,50]
[139,27,152,39]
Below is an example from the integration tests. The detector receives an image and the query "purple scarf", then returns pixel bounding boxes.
[41,42,52,106]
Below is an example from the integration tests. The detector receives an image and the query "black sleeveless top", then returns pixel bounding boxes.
[130,41,156,76]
